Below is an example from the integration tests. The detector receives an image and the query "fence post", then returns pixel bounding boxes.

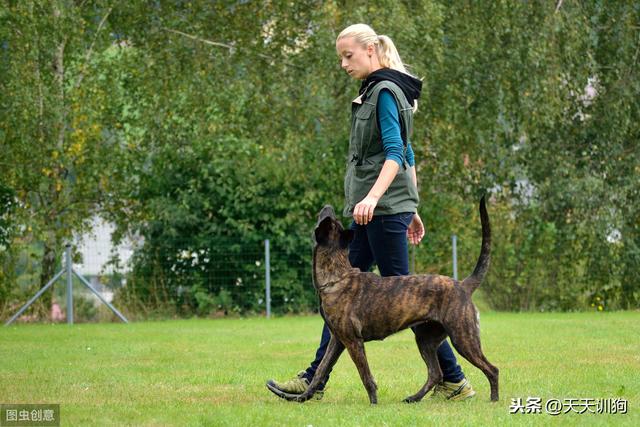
[410,244,416,275]
[65,244,74,324]
[452,235,458,281]
[265,239,271,318]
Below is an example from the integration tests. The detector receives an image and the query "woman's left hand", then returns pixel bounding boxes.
[407,213,425,245]
[353,195,379,225]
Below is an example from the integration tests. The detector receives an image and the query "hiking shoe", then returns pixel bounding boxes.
[431,378,476,401]
[266,371,324,401]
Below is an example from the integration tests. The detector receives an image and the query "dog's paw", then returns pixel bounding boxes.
[403,395,422,404]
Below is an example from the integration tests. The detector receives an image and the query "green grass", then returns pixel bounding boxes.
[1,312,639,426]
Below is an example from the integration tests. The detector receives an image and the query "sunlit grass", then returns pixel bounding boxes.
[1,312,638,426]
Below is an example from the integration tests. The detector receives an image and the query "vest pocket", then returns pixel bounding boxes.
[346,161,417,214]
[384,170,419,207]
[350,162,389,209]
[352,103,376,159]
[355,103,375,119]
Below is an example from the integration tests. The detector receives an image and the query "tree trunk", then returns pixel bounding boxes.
[33,7,68,321]
[37,242,58,319]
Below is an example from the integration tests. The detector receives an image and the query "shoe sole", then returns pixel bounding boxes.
[449,390,476,401]
[265,381,323,401]
[435,379,476,401]
[265,380,306,401]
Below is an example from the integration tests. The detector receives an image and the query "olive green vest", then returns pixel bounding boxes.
[343,81,419,217]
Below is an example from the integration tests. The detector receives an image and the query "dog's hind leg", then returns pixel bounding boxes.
[449,326,499,401]
[404,322,447,403]
[296,334,345,403]
[344,339,378,404]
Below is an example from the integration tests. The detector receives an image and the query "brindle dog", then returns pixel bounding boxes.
[294,197,498,404]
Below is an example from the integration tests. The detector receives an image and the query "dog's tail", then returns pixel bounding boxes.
[461,196,491,295]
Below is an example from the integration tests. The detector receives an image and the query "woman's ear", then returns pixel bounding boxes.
[367,42,375,56]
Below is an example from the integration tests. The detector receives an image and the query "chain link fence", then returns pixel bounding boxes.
[1,220,320,322]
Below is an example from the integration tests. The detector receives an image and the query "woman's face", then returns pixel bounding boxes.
[336,36,375,80]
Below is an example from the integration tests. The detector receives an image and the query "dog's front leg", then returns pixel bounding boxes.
[296,334,345,403]
[344,339,378,404]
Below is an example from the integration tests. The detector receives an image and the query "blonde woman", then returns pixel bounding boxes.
[266,24,475,401]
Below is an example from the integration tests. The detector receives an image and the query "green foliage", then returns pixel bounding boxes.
[0,1,124,315]
[1,1,638,316]
[0,183,15,247]
[0,183,15,305]
[411,1,640,311]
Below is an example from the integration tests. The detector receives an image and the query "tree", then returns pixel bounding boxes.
[0,1,118,316]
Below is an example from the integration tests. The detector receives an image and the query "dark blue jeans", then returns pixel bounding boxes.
[304,212,465,387]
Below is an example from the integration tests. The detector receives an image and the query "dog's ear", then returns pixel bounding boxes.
[314,216,333,246]
[339,229,354,249]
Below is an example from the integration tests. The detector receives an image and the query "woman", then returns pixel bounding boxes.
[266,24,474,401]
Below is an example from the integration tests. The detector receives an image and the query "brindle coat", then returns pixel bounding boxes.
[295,197,498,404]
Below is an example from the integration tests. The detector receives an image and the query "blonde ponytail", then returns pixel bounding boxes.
[376,35,407,74]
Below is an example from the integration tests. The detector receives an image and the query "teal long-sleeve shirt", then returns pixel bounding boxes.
[377,89,415,167]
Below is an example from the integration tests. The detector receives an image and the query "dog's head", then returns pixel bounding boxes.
[314,205,354,249]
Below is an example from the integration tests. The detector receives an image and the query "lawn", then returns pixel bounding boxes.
[1,311,638,426]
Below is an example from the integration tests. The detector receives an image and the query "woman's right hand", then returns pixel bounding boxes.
[353,195,379,225]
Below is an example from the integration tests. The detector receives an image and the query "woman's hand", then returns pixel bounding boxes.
[353,195,379,225]
[407,213,425,245]
[353,160,400,226]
